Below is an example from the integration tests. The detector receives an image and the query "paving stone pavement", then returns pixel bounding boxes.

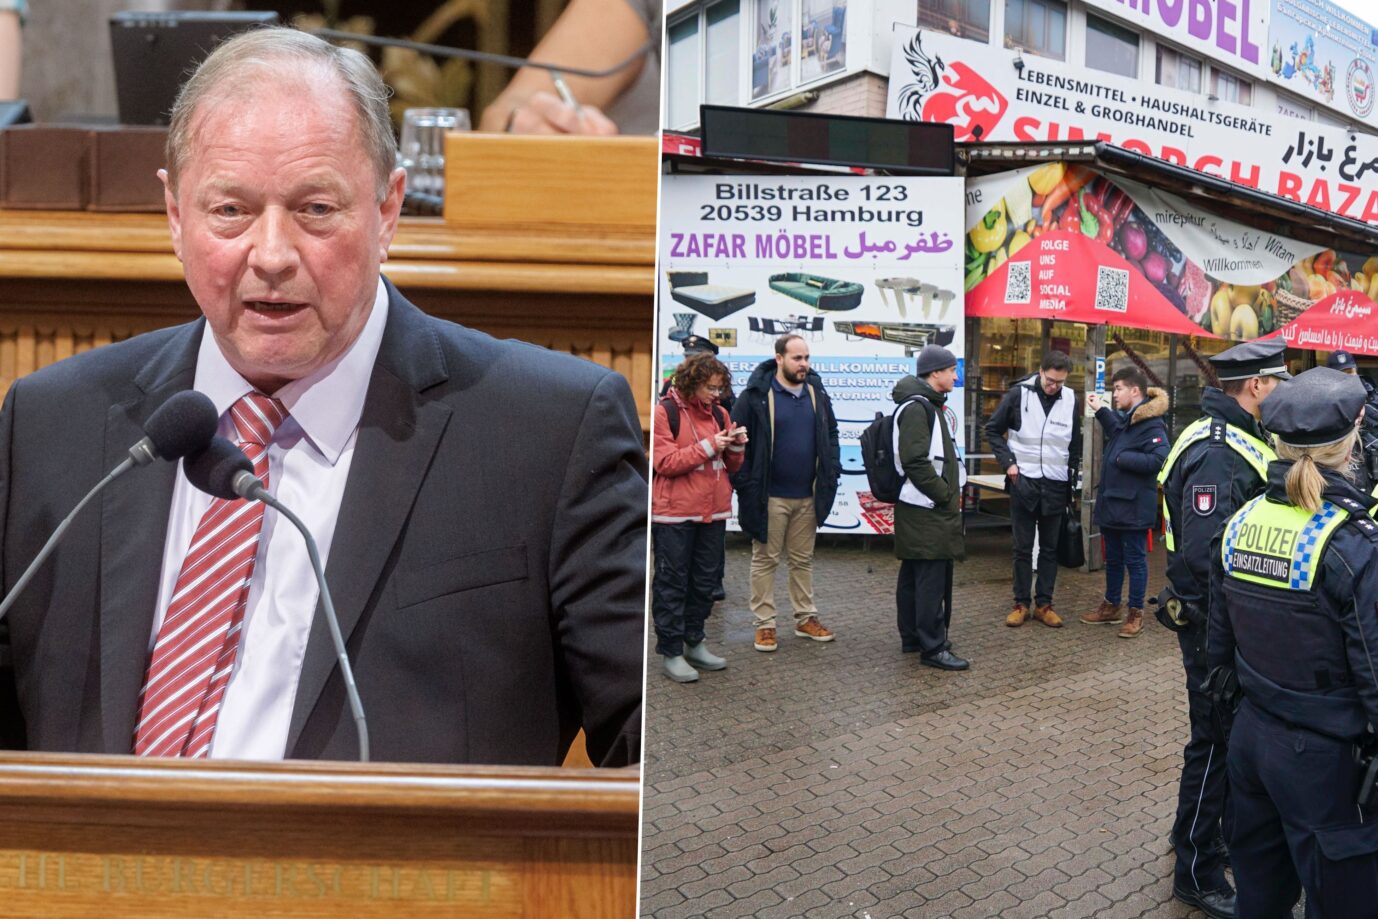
[641,530,1303,918]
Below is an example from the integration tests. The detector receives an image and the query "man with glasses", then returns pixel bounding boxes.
[985,350,1081,629]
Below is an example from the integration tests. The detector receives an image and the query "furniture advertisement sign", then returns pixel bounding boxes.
[965,163,1378,355]
[886,28,1378,223]
[1267,0,1378,129]
[1084,0,1269,80]
[658,174,964,535]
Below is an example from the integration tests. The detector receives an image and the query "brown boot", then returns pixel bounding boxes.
[1005,604,1030,627]
[1118,608,1145,638]
[1080,600,1124,625]
[1032,604,1064,628]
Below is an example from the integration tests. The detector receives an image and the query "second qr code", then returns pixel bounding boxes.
[1004,261,1031,304]
[1095,266,1129,312]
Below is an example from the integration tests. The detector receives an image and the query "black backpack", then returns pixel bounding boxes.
[860,396,931,503]
[660,397,727,438]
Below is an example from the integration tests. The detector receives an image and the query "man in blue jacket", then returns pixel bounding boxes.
[1082,367,1169,638]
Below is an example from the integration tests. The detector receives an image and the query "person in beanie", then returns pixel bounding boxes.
[892,344,968,670]
[1082,367,1169,638]
[985,350,1082,629]
[651,352,746,682]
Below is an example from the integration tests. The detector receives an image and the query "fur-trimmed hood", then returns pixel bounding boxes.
[1128,386,1169,424]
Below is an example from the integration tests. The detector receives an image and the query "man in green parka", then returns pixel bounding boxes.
[892,344,968,670]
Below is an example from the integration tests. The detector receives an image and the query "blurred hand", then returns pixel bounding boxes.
[1087,392,1103,412]
[1006,464,1019,479]
[712,429,733,453]
[507,92,618,135]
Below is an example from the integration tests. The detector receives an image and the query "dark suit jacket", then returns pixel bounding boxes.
[0,280,646,766]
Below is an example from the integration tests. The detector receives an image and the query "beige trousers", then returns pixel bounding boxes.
[749,496,818,628]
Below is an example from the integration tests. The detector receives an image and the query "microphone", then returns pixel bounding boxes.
[184,437,370,763]
[0,390,219,625]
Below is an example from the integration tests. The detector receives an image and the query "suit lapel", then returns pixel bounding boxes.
[99,323,202,754]
[286,284,451,757]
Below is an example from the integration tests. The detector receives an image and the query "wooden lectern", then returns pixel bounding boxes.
[0,754,639,916]
[0,134,656,915]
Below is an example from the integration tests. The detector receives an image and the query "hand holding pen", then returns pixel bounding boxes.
[504,71,619,136]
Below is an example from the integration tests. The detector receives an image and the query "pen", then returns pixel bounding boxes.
[551,71,579,109]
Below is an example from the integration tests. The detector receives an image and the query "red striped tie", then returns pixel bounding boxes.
[133,392,288,758]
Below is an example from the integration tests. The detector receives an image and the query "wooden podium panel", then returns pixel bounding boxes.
[0,753,639,917]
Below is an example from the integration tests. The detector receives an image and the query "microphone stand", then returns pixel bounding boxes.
[235,473,370,763]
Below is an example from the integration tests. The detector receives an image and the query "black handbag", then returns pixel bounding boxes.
[1057,502,1086,569]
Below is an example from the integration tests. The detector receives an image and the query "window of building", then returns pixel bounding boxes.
[1155,45,1201,93]
[751,0,794,100]
[705,0,741,104]
[1085,14,1137,78]
[801,0,847,82]
[917,0,991,42]
[1004,0,1066,61]
[665,0,742,130]
[1210,68,1252,105]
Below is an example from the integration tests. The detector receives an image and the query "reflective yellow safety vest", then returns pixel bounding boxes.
[1220,496,1348,591]
[1157,417,1276,551]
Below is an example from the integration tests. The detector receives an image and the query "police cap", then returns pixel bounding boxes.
[1209,338,1290,382]
[1261,367,1366,447]
[682,335,719,355]
[1326,350,1357,372]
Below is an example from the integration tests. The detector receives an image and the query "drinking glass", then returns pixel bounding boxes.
[398,107,471,200]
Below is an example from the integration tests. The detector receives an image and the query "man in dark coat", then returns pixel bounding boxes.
[730,334,841,653]
[1325,350,1378,488]
[892,345,968,670]
[1081,367,1169,638]
[985,350,1082,629]
[1157,338,1288,919]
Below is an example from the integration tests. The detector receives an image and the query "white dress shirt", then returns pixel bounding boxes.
[149,278,389,759]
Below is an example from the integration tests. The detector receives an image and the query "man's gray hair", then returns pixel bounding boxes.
[165,27,396,201]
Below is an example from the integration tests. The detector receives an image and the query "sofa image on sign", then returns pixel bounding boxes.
[666,271,757,320]
[768,272,865,311]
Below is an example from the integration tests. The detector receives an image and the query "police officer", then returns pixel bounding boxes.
[1326,350,1378,489]
[1157,338,1289,918]
[1208,366,1378,918]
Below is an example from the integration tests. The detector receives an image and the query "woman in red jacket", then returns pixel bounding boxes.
[652,352,747,682]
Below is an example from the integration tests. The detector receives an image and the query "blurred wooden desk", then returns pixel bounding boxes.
[0,752,638,917]
[0,133,659,429]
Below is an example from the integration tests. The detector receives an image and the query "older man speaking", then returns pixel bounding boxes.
[0,28,647,767]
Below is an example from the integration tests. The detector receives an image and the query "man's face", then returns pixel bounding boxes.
[777,339,810,385]
[1254,376,1282,401]
[162,74,405,394]
[1040,367,1068,396]
[1111,380,1141,411]
[927,365,957,393]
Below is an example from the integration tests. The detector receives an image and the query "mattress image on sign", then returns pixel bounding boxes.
[666,270,757,320]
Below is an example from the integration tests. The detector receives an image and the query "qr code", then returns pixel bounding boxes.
[1004,261,1031,303]
[1095,265,1130,312]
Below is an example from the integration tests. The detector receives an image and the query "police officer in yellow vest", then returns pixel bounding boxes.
[1158,338,1288,919]
[1208,367,1378,918]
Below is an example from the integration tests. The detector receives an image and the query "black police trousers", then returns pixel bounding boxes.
[896,559,952,655]
[1229,701,1378,919]
[1172,623,1231,894]
[651,521,725,657]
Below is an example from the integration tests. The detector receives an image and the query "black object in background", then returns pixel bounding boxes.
[110,11,279,126]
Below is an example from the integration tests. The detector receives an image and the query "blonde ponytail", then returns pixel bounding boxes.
[1277,430,1359,512]
[1283,454,1325,512]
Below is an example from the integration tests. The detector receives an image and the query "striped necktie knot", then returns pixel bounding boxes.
[230,393,288,449]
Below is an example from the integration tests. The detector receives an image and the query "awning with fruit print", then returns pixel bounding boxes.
[964,163,1378,355]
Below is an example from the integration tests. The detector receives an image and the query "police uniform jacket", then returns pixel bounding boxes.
[1161,387,1274,608]
[1207,463,1378,743]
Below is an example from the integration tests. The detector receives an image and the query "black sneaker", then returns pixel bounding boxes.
[1172,884,1236,919]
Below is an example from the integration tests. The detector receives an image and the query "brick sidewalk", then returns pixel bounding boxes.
[640,530,1292,918]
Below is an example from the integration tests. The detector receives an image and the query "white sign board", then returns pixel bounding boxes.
[658,174,966,535]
